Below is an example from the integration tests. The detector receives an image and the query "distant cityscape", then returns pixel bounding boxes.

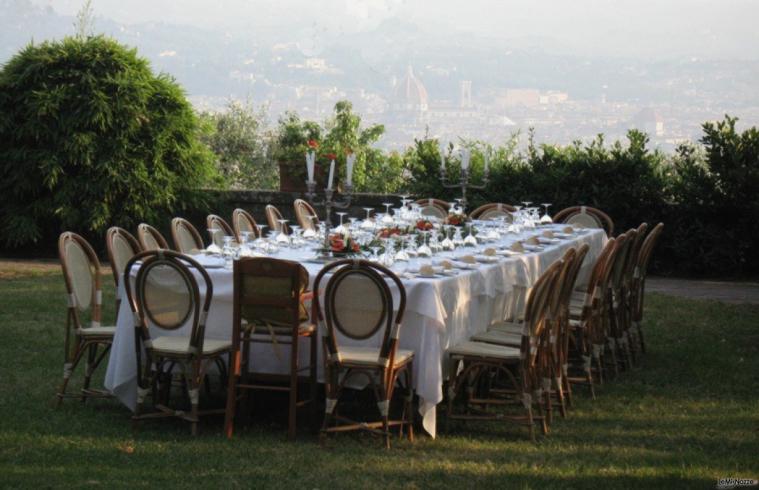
[5,0,759,152]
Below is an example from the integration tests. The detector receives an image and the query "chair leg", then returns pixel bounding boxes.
[224,350,240,439]
[444,359,460,434]
[637,321,646,354]
[309,333,318,430]
[56,341,85,407]
[405,364,415,442]
[187,363,200,436]
[287,336,299,441]
[81,343,97,402]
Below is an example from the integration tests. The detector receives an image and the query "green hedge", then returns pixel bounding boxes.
[402,117,759,277]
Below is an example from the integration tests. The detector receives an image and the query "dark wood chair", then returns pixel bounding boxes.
[124,250,232,435]
[631,223,664,355]
[232,208,261,242]
[265,204,289,235]
[312,259,415,448]
[56,232,114,406]
[206,214,236,248]
[293,199,319,233]
[224,257,318,440]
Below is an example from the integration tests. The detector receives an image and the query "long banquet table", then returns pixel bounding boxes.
[105,225,606,438]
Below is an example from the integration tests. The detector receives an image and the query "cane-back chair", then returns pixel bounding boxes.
[312,259,415,448]
[567,238,617,394]
[206,214,236,248]
[106,226,142,312]
[620,223,649,364]
[56,232,114,405]
[124,250,232,435]
[224,257,318,440]
[293,199,319,232]
[414,198,450,220]
[554,206,614,237]
[469,203,516,221]
[600,232,630,376]
[631,223,664,355]
[232,208,261,243]
[445,259,562,440]
[171,217,204,254]
[137,223,170,251]
[265,204,289,234]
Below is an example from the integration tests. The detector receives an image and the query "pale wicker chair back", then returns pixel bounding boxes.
[265,204,289,234]
[232,208,260,242]
[106,227,142,290]
[171,217,204,253]
[206,214,235,247]
[293,199,319,232]
[554,206,614,236]
[124,250,212,352]
[313,259,406,368]
[414,198,449,220]
[59,232,102,328]
[137,223,169,251]
[633,222,664,322]
[469,202,516,221]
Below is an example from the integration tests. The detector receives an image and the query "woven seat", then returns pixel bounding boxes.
[448,340,521,358]
[56,232,114,406]
[79,326,117,337]
[338,346,414,367]
[470,329,523,347]
[125,250,232,435]
[151,336,232,355]
[489,320,525,335]
[246,321,315,336]
[313,259,415,448]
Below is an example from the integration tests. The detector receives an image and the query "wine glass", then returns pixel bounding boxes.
[463,224,478,247]
[335,212,348,233]
[276,219,290,244]
[206,228,222,254]
[541,203,553,224]
[417,230,432,257]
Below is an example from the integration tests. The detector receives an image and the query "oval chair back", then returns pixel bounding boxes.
[171,217,204,253]
[206,214,235,247]
[554,206,614,236]
[106,227,142,290]
[293,199,319,232]
[469,202,515,221]
[265,204,289,234]
[137,223,169,251]
[232,208,260,242]
[414,198,449,220]
[59,232,103,331]
[313,259,406,368]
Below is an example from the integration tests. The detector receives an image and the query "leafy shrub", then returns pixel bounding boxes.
[0,35,218,247]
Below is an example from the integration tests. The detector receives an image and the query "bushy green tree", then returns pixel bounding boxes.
[200,101,276,190]
[0,36,218,247]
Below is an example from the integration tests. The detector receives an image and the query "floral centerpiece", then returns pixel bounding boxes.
[326,230,361,256]
[415,219,434,231]
[446,210,467,226]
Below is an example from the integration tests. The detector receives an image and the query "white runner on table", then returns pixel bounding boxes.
[104,225,606,438]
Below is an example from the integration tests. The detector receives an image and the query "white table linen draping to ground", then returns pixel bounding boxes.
[105,226,606,438]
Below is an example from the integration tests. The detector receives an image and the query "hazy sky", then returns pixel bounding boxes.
[33,0,759,60]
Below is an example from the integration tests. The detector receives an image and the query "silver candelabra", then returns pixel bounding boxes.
[305,181,354,253]
[439,148,490,210]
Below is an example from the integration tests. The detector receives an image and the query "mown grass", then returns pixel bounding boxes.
[0,262,757,489]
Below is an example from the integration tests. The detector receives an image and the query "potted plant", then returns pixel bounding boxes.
[272,112,323,192]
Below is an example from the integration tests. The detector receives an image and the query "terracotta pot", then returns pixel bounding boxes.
[279,161,326,192]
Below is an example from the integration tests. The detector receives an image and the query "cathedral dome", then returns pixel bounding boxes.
[392,66,428,112]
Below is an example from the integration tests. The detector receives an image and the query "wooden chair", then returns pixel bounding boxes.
[602,232,631,376]
[224,257,318,440]
[232,208,261,242]
[312,259,415,448]
[446,259,561,440]
[56,232,114,406]
[124,250,232,435]
[171,217,204,253]
[469,203,516,221]
[265,204,289,234]
[293,199,319,232]
[567,238,617,394]
[414,198,449,220]
[206,214,235,248]
[105,226,142,312]
[631,223,664,355]
[137,223,169,251]
[554,206,614,236]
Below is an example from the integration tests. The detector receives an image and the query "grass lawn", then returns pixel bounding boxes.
[1,260,757,488]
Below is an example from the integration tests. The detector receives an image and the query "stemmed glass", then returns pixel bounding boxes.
[463,224,478,247]
[222,236,237,269]
[335,212,348,233]
[540,203,553,224]
[239,231,252,256]
[381,202,394,225]
[361,207,375,229]
[207,228,222,254]
[417,230,432,257]
[441,225,455,251]
[276,219,290,244]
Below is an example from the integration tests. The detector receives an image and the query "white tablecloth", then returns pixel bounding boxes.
[104,225,606,438]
